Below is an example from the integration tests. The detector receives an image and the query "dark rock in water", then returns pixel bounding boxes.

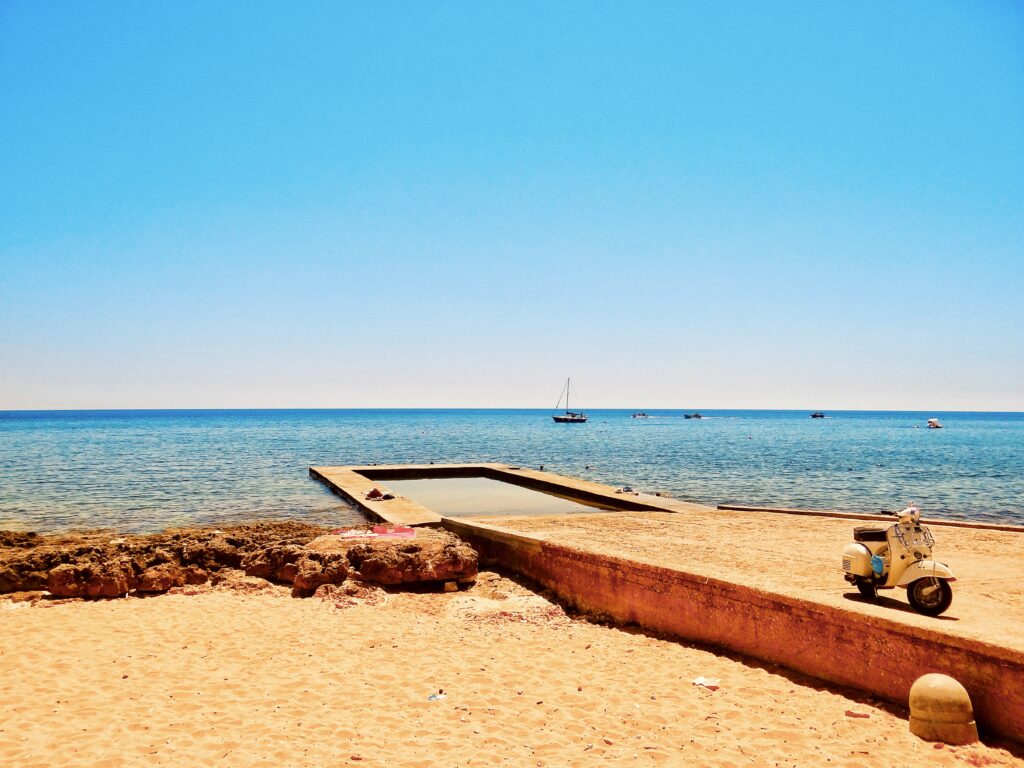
[306,528,478,586]
[136,563,186,593]
[47,559,136,598]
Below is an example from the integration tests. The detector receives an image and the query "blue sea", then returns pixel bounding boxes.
[0,409,1021,533]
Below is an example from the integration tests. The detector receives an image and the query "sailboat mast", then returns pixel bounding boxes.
[566,377,570,414]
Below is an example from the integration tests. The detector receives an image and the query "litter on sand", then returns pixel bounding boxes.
[427,690,447,701]
[692,676,720,691]
[332,525,416,539]
[844,710,870,718]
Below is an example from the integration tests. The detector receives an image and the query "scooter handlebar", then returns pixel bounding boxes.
[881,503,920,518]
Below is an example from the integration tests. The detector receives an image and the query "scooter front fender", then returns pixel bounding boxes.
[896,560,955,587]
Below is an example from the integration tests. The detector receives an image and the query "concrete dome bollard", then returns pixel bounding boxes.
[908,673,978,745]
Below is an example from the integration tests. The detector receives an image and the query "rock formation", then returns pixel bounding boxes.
[0,521,478,599]
[47,559,136,598]
[0,521,331,597]
[307,529,478,586]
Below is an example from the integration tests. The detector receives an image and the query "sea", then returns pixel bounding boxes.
[0,409,1021,533]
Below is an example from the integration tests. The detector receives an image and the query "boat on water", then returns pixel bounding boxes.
[684,412,703,420]
[552,378,588,423]
[810,412,825,419]
[631,412,650,419]
[927,418,943,429]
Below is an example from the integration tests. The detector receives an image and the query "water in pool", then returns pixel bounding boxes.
[383,477,616,518]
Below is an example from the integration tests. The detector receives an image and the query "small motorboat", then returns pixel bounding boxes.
[684,412,703,420]
[810,412,825,419]
[631,412,650,419]
[927,418,943,429]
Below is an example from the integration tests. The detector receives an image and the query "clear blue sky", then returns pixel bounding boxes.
[2,1,1022,410]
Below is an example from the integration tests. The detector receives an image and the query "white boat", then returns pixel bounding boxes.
[927,418,943,429]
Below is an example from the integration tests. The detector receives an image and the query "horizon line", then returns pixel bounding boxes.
[2,406,1022,415]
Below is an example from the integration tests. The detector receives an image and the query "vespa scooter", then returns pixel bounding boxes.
[841,502,955,616]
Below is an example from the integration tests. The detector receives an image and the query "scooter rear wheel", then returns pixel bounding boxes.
[854,577,877,600]
[907,578,953,616]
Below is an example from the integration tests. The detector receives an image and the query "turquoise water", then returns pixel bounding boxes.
[0,409,1021,533]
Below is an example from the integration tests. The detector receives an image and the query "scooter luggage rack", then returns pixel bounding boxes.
[894,523,934,549]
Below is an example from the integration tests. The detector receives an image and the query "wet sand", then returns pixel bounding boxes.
[2,573,1021,767]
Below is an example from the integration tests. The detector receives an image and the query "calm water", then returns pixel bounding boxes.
[0,409,1021,533]
[385,477,617,518]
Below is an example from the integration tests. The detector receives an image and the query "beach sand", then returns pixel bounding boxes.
[1,572,1020,767]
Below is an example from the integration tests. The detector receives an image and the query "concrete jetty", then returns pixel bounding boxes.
[309,463,677,526]
[310,463,1024,742]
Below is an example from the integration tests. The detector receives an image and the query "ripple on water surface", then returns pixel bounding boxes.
[0,409,1021,533]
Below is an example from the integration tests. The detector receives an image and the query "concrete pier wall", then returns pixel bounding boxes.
[444,518,1024,743]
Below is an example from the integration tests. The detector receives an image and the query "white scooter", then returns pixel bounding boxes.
[841,502,955,616]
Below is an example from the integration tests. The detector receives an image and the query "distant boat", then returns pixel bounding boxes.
[684,412,703,420]
[631,412,650,419]
[810,412,825,419]
[552,378,588,423]
[927,418,943,429]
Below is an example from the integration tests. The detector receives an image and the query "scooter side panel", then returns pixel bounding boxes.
[841,542,873,577]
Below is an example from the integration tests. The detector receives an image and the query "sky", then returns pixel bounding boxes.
[1,1,1022,410]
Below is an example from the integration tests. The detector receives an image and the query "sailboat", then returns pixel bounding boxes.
[552,378,588,423]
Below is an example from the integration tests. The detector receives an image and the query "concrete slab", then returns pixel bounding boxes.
[308,466,442,526]
[307,462,1024,741]
[314,463,693,514]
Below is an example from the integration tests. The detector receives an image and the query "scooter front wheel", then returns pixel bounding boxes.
[907,578,953,616]
[854,577,877,600]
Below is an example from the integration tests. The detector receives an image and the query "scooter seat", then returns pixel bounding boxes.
[853,526,888,543]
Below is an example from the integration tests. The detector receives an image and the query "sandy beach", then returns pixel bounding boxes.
[2,572,1021,767]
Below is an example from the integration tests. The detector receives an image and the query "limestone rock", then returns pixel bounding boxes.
[47,559,135,598]
[0,531,38,548]
[0,566,24,594]
[292,552,349,595]
[182,566,209,585]
[136,563,186,593]
[241,544,305,584]
[0,548,74,592]
[178,535,242,569]
[306,528,477,586]
[4,523,475,597]
[211,568,280,594]
[313,579,386,607]
[0,522,332,595]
